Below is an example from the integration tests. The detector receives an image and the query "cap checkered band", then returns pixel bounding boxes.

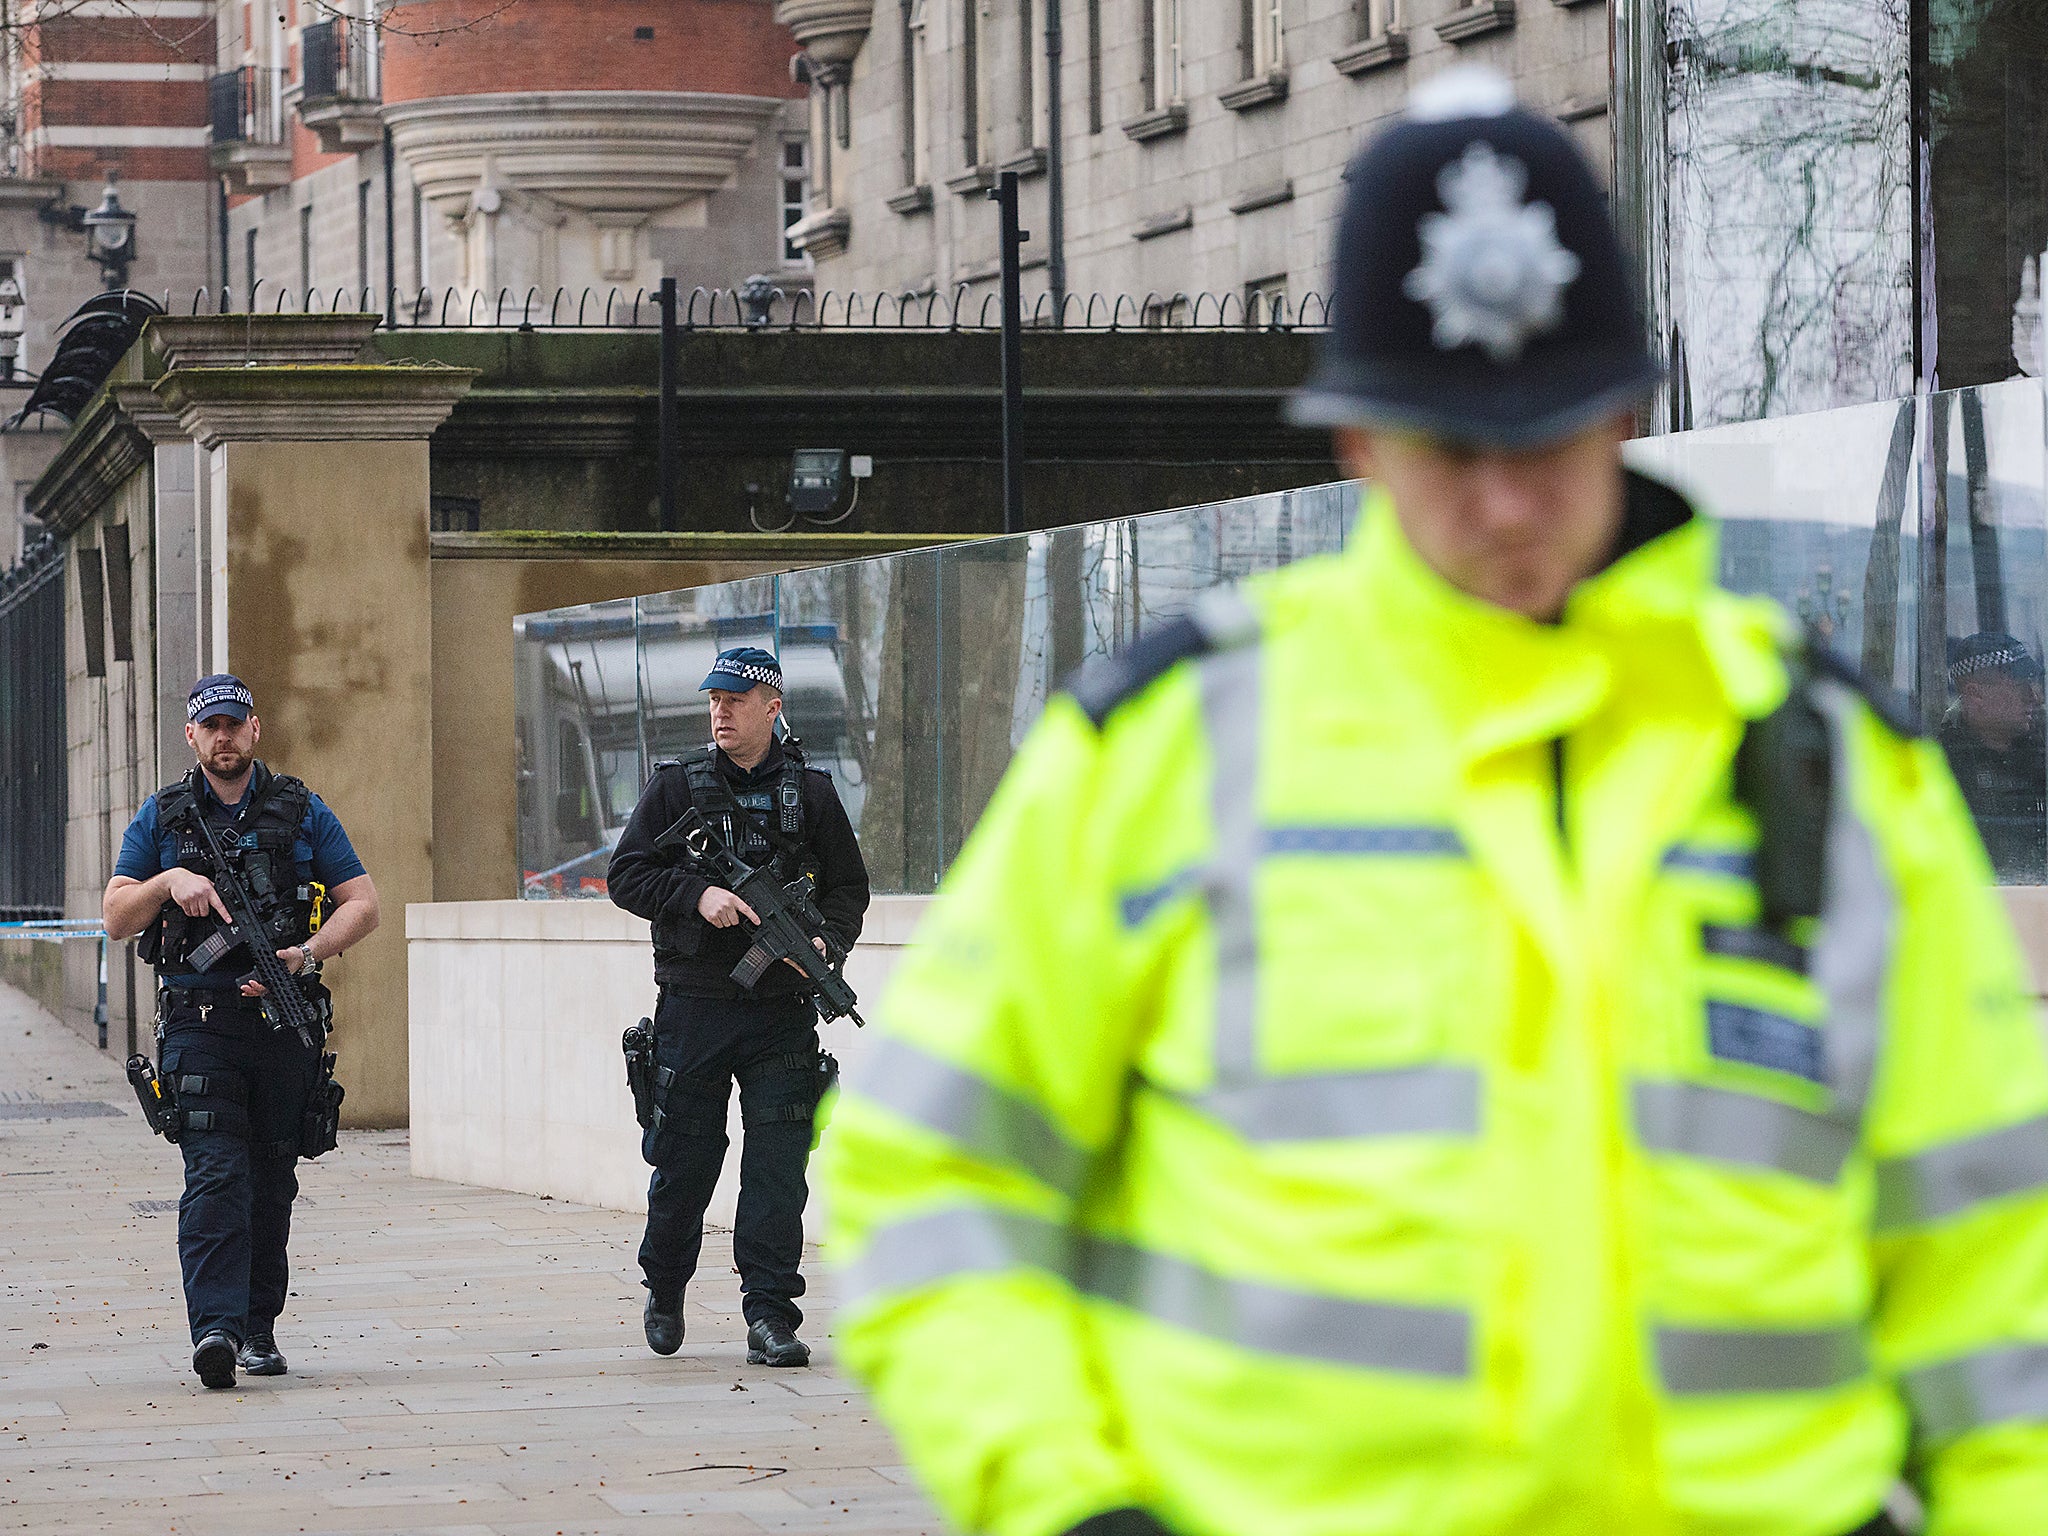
[1951,644,2037,683]
[706,658,783,690]
[186,680,253,720]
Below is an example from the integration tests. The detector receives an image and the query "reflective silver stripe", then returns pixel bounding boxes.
[1178,1065,1481,1143]
[840,1205,1074,1305]
[1873,1115,2048,1231]
[1261,826,1467,857]
[1194,589,1263,1083]
[843,1206,1472,1377]
[1701,923,1809,975]
[1081,1234,1471,1377]
[1656,1323,1868,1394]
[1807,681,1896,1131]
[1632,1079,1855,1184]
[1664,846,1756,879]
[852,1037,1092,1194]
[1904,1343,2048,1443]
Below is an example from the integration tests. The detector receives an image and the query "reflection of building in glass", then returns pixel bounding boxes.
[1620,0,2048,425]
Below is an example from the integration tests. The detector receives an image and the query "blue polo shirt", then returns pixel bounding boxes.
[116,770,366,987]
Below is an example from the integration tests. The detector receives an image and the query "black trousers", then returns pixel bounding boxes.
[637,989,820,1330]
[158,991,320,1346]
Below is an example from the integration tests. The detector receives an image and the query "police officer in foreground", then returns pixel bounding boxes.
[822,68,2048,1536]
[608,646,868,1367]
[103,675,379,1390]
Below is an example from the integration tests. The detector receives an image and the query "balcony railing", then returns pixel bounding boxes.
[208,66,286,145]
[301,17,379,103]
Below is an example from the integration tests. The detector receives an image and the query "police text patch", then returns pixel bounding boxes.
[1706,1001,1827,1084]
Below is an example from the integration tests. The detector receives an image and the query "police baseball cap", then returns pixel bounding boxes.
[1291,66,1661,449]
[700,646,783,693]
[1949,633,2044,686]
[187,673,254,723]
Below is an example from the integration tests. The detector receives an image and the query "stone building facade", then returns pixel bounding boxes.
[781,0,1610,309]
[211,0,814,314]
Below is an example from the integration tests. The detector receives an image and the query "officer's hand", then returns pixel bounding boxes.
[240,949,306,997]
[698,887,760,928]
[165,867,231,923]
[782,936,829,974]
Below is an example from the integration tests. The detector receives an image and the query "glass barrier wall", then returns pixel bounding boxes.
[518,378,2048,893]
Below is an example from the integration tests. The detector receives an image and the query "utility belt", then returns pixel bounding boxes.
[622,1016,839,1139]
[156,976,334,1040]
[125,1051,343,1158]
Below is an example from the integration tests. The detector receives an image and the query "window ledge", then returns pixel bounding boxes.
[1229,178,1294,215]
[945,164,997,195]
[785,206,851,260]
[886,183,935,214]
[1552,0,1603,7]
[1435,0,1515,44]
[1220,70,1289,112]
[999,146,1049,177]
[1132,204,1194,242]
[1332,30,1409,76]
[1121,103,1188,143]
[1555,93,1605,122]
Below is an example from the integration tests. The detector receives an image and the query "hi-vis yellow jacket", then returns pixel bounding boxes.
[821,474,2048,1536]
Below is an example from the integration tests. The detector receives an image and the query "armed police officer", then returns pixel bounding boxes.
[103,675,379,1390]
[608,646,869,1367]
[823,68,2048,1536]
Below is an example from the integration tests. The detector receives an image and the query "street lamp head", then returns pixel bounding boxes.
[81,181,138,287]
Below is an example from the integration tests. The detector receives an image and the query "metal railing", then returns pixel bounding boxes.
[0,533,65,923]
[158,281,1333,332]
[301,17,378,102]
[208,66,287,145]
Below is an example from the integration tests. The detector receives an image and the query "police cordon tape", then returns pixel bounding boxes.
[0,921,117,1050]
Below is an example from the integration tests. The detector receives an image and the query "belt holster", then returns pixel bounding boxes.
[300,1051,344,1159]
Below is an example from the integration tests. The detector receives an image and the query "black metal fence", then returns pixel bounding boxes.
[0,535,66,921]
[153,282,1333,333]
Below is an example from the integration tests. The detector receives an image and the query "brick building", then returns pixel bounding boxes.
[779,0,1610,312]
[215,0,811,313]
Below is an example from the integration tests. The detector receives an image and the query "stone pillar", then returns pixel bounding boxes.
[151,358,476,1127]
[108,383,197,785]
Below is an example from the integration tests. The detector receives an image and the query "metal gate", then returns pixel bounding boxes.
[0,534,66,920]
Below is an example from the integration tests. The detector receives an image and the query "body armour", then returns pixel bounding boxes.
[139,764,316,972]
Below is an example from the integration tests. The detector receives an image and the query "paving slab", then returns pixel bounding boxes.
[0,981,942,1535]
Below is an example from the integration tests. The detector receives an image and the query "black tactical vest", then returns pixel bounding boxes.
[674,744,812,882]
[140,762,316,971]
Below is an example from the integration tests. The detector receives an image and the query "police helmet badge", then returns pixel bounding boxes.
[1402,141,1582,363]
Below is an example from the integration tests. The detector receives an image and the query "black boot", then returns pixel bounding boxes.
[746,1318,810,1367]
[238,1331,287,1376]
[644,1293,683,1356]
[192,1331,238,1390]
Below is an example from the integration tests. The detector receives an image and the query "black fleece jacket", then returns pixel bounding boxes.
[607,740,871,997]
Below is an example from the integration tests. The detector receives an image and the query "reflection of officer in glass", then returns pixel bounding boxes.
[607,646,869,1367]
[101,675,379,1389]
[822,68,2048,1536]
[1939,632,2048,882]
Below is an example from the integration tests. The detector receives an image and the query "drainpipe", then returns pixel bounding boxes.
[1045,0,1066,319]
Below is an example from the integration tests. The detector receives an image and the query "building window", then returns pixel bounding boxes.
[1143,0,1183,111]
[961,0,988,165]
[781,138,810,263]
[1019,0,1048,149]
[1245,274,1288,327]
[245,227,258,297]
[357,179,372,301]
[413,183,429,297]
[1087,0,1102,132]
[1249,0,1284,73]
[299,204,313,297]
[1361,0,1397,35]
[1142,294,1189,328]
[902,0,931,187]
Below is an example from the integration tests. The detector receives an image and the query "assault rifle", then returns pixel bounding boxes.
[654,806,865,1027]
[177,807,323,1048]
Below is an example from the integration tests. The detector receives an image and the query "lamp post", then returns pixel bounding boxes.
[81,181,138,291]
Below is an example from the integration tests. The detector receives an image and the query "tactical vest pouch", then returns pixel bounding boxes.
[301,1052,344,1159]
[126,1055,181,1142]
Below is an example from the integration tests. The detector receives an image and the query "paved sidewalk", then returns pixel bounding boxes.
[0,981,942,1535]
